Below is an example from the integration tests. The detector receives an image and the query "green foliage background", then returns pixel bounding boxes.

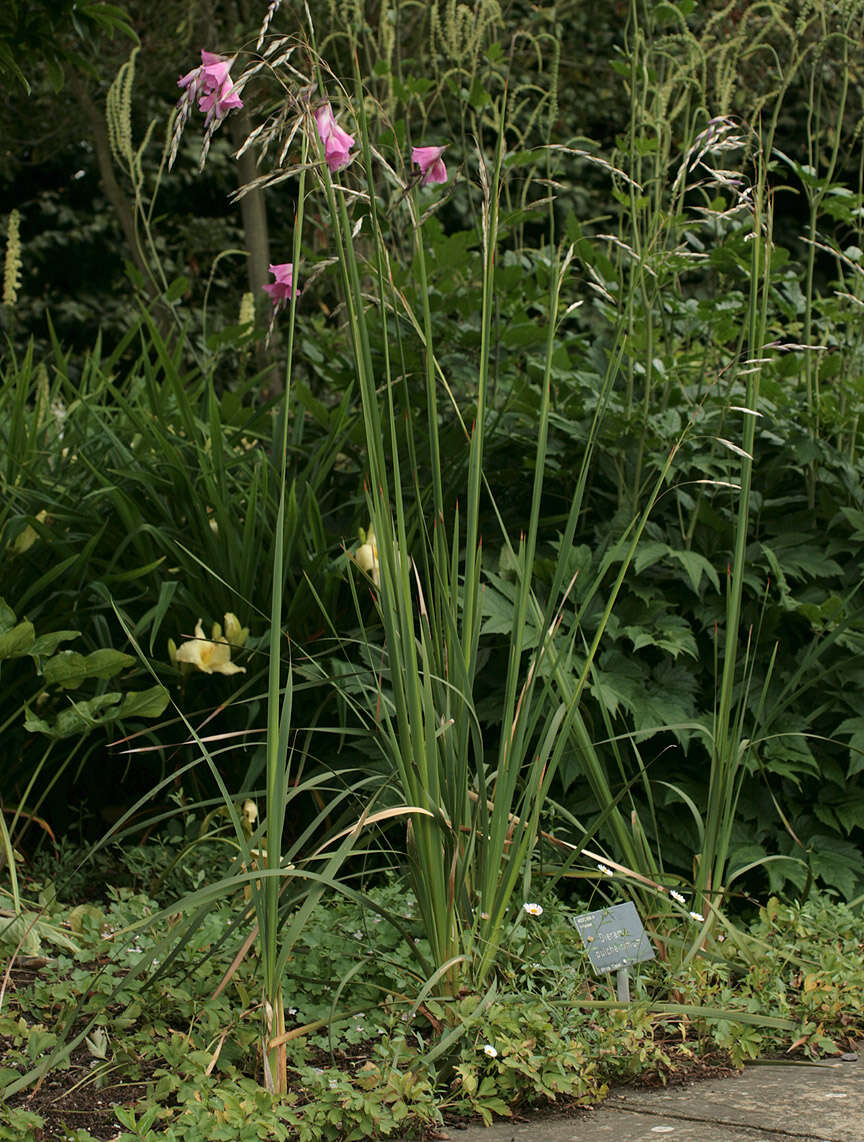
[3,0,864,904]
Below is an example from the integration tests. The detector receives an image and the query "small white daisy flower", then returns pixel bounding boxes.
[689,910,705,923]
[482,1043,498,1058]
[670,890,685,905]
[523,902,543,916]
[596,863,614,877]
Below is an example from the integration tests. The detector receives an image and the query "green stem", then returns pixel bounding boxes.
[699,149,769,914]
[262,131,308,1096]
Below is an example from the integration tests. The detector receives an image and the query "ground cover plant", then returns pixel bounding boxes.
[4,0,864,1137]
[2,836,863,1141]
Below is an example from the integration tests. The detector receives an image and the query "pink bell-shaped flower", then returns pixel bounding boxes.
[315,103,355,173]
[262,263,299,306]
[412,145,448,186]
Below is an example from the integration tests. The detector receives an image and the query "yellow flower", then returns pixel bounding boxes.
[174,619,246,675]
[11,510,49,554]
[352,525,380,586]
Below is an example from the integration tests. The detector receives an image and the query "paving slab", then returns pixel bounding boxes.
[435,1111,809,1140]
[426,1051,863,1142]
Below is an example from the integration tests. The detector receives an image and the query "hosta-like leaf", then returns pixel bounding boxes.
[28,631,80,658]
[0,620,35,661]
[24,685,169,739]
[42,648,136,689]
[115,685,171,720]
[0,599,17,633]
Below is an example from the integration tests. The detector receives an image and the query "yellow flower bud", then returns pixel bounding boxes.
[352,525,380,586]
[224,613,249,647]
[241,799,258,836]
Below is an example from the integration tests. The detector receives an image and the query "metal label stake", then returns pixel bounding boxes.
[572,901,654,1002]
[616,967,630,1003]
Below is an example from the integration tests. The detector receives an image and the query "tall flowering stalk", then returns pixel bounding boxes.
[695,151,771,926]
[303,51,663,991]
[255,136,309,1094]
[163,24,702,1044]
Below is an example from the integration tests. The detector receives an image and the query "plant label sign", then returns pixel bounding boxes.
[572,901,654,976]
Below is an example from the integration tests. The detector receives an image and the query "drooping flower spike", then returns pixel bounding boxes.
[178,50,243,127]
[412,145,448,186]
[315,103,355,173]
